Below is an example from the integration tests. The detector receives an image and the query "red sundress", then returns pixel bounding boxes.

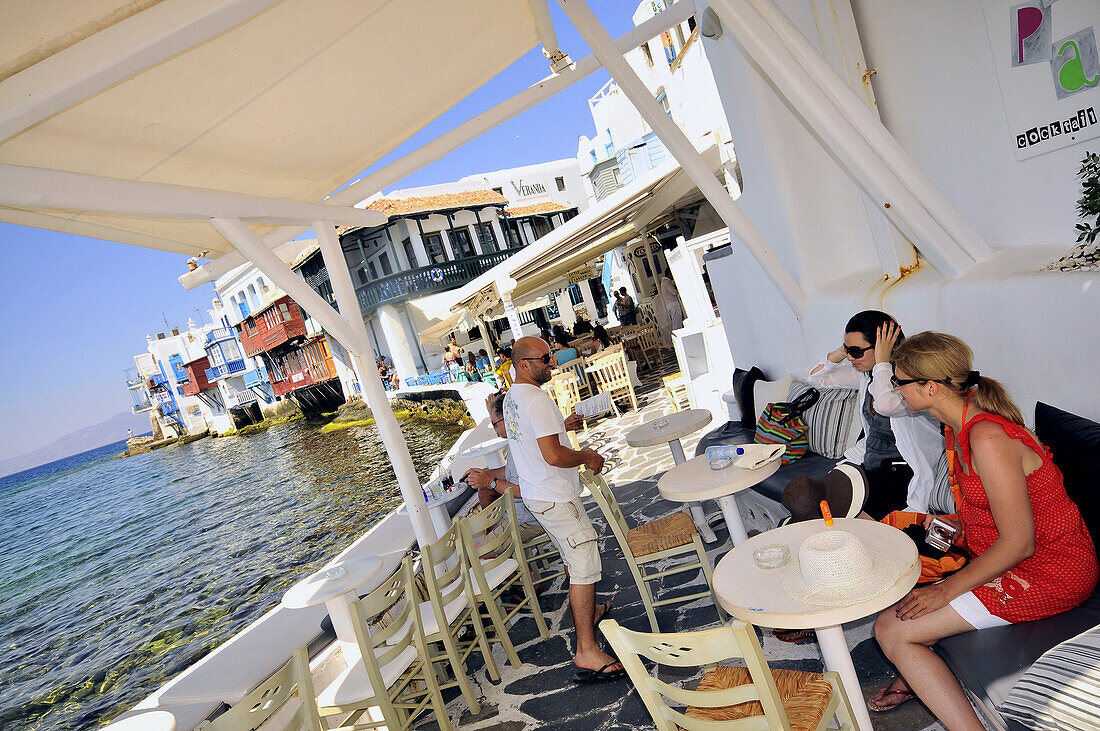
[949,412,1097,623]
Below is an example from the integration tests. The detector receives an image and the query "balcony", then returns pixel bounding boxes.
[205,359,248,382]
[225,389,259,408]
[182,357,215,396]
[205,327,237,345]
[148,372,169,390]
[124,367,143,389]
[271,354,337,397]
[237,296,306,356]
[354,249,516,313]
[242,367,267,389]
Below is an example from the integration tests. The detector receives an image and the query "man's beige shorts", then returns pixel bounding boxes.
[525,496,601,585]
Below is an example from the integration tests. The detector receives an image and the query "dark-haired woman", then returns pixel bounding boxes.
[871,332,1096,727]
[782,311,944,522]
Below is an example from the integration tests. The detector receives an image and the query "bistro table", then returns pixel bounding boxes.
[627,409,718,543]
[458,437,509,469]
[713,518,920,731]
[657,452,781,546]
[282,554,395,664]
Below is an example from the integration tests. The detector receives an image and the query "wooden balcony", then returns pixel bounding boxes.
[270,338,338,396]
[182,357,215,396]
[237,295,307,356]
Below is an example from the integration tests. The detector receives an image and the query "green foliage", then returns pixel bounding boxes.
[1076,151,1100,245]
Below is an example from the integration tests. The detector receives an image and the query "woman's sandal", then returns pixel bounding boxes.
[772,628,816,644]
[867,686,916,712]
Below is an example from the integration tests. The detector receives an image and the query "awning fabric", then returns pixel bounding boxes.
[446,144,719,316]
[0,0,541,257]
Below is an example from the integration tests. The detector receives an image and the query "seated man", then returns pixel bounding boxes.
[463,392,545,545]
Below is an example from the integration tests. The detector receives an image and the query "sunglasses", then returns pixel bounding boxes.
[520,353,552,365]
[844,344,873,358]
[890,375,924,388]
[491,417,504,426]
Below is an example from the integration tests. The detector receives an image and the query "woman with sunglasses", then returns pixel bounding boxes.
[781,310,944,523]
[871,332,1096,723]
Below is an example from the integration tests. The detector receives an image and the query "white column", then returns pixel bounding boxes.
[556,0,807,317]
[490,215,508,252]
[377,304,420,383]
[211,216,437,547]
[555,290,577,327]
[578,279,598,321]
[408,225,429,268]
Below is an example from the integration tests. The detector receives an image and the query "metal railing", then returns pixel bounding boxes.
[242,368,267,388]
[354,249,518,313]
[124,367,143,388]
[205,359,248,381]
[205,327,236,344]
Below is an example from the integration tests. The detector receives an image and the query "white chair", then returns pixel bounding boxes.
[581,469,726,632]
[600,619,856,731]
[199,649,321,731]
[308,559,451,731]
[457,490,549,667]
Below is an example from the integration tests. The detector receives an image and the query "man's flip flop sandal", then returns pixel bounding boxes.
[572,661,627,684]
[867,687,916,712]
[594,601,613,629]
[773,628,816,644]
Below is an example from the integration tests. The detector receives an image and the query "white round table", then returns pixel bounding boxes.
[626,409,718,543]
[422,484,474,535]
[459,437,510,469]
[657,452,781,546]
[104,711,176,731]
[282,555,390,663]
[713,518,920,731]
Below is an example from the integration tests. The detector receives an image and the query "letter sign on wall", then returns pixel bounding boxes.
[986,0,1100,159]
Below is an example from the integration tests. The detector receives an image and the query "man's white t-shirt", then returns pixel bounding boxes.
[502,383,581,503]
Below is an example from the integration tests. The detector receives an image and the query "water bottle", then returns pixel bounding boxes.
[705,445,745,461]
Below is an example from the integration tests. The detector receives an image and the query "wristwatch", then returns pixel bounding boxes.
[490,477,499,493]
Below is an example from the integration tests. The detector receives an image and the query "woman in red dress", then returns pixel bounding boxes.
[871,332,1097,728]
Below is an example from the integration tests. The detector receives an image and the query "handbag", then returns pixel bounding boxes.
[754,388,820,464]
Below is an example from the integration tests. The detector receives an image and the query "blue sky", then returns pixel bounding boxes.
[0,1,636,460]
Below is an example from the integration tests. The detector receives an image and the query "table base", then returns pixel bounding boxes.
[715,494,749,545]
[817,624,873,731]
[668,438,718,544]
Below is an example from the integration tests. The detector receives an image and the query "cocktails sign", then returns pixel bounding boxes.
[987,0,1100,159]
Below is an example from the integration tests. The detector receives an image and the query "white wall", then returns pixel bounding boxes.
[697,0,1100,421]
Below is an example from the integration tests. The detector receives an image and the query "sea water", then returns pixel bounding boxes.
[0,418,463,730]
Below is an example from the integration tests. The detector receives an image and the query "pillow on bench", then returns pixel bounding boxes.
[1035,402,1100,559]
[786,381,861,460]
[999,625,1100,731]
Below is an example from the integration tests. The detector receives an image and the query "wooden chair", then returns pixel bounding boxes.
[548,372,582,419]
[306,559,452,731]
[600,619,856,731]
[556,356,591,397]
[414,522,498,709]
[634,324,662,370]
[581,469,725,632]
[457,490,549,666]
[663,373,691,412]
[586,348,638,412]
[200,648,322,731]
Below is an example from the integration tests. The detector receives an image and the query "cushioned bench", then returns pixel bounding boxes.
[934,402,1100,730]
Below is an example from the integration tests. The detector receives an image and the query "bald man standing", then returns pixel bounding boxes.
[502,336,623,683]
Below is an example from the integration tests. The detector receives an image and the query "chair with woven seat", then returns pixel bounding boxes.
[634,323,662,370]
[580,469,725,632]
[663,373,691,412]
[413,522,499,710]
[600,619,856,731]
[457,490,549,667]
[547,372,582,420]
[304,558,453,731]
[586,349,638,412]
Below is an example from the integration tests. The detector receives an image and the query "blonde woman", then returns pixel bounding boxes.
[871,332,1097,726]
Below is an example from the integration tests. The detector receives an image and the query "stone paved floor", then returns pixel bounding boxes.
[416,352,944,730]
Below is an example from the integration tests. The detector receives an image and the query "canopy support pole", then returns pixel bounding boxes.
[706,0,990,275]
[557,0,807,318]
[211,217,437,548]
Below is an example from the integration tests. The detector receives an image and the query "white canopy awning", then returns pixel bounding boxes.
[0,0,542,258]
[444,144,719,317]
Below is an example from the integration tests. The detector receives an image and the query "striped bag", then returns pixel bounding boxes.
[754,388,820,465]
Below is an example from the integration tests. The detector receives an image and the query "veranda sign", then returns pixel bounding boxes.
[985,0,1100,160]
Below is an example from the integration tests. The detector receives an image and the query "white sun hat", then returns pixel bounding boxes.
[782,529,900,607]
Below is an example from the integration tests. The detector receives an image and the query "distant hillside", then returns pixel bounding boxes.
[0,412,153,477]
